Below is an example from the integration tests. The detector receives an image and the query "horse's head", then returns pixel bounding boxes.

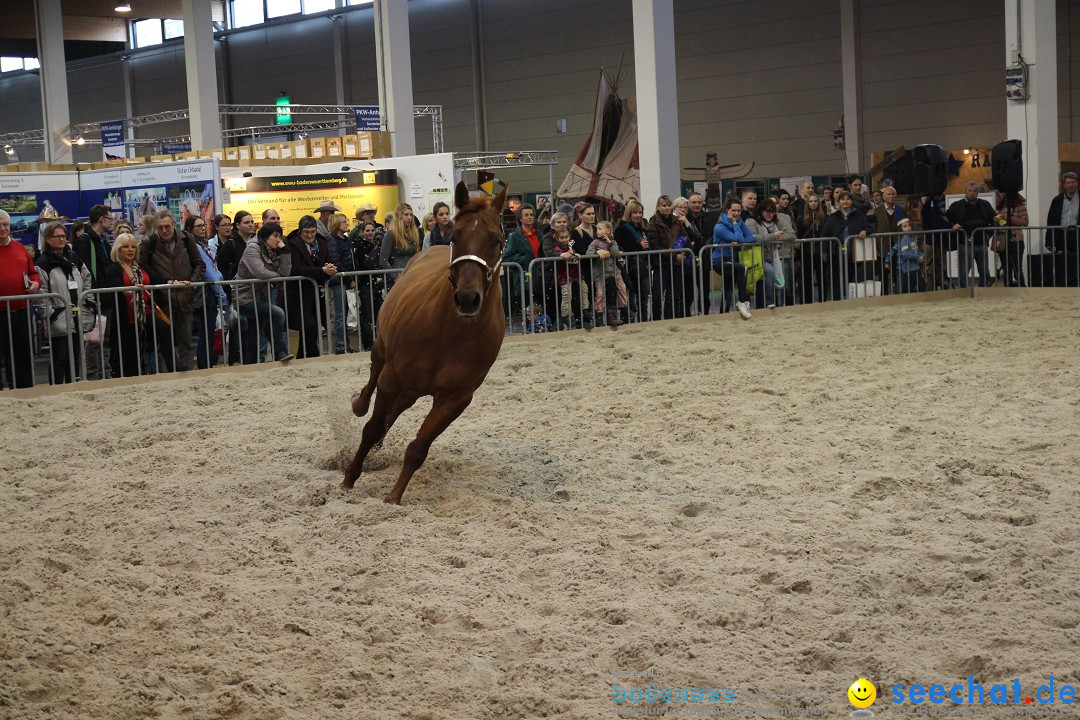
[448,181,507,317]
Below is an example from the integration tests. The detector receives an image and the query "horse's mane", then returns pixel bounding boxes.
[454,197,499,229]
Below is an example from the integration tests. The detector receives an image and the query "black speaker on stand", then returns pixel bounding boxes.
[992,140,1023,193]
[913,144,948,196]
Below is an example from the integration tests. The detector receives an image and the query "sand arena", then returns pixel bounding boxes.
[1,293,1078,719]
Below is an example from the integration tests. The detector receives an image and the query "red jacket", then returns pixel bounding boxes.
[0,241,42,311]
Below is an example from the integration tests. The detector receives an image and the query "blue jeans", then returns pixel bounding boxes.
[239,300,289,363]
[194,288,219,370]
[329,282,349,354]
[955,243,989,288]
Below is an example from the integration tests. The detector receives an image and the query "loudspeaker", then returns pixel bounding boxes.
[992,140,1023,193]
[913,144,948,196]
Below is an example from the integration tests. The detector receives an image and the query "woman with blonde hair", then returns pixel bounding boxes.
[614,199,649,321]
[379,202,420,271]
[104,232,153,376]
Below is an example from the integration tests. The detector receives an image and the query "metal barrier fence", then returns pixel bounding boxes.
[498,262,529,335]
[970,225,1079,288]
[321,268,404,354]
[699,239,846,310]
[1,292,75,389]
[76,276,322,379]
[527,248,698,331]
[849,229,974,297]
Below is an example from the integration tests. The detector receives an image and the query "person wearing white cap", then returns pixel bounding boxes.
[313,200,342,239]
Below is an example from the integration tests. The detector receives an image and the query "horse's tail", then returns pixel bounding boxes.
[351,355,382,417]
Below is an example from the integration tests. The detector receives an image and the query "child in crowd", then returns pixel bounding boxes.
[587,221,626,327]
[550,227,590,328]
[885,218,925,294]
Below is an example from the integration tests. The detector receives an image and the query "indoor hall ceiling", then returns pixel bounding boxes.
[3,0,225,44]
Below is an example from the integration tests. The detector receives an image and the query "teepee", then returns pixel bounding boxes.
[556,68,639,206]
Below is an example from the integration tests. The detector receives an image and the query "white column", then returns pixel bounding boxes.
[632,0,680,205]
[332,15,351,107]
[34,0,72,164]
[1006,0,1057,249]
[840,0,862,175]
[122,57,136,158]
[182,0,221,151]
[374,0,416,157]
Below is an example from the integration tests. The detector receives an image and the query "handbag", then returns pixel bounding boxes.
[83,314,107,345]
[738,245,765,293]
[771,248,785,288]
[346,288,359,329]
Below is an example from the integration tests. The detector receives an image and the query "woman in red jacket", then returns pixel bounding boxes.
[0,209,41,389]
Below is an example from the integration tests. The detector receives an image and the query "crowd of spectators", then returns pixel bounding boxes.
[1,170,1079,389]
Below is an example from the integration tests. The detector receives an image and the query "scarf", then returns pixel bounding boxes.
[621,221,644,243]
[122,262,150,326]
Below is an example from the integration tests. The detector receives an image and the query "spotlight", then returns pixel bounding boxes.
[504,152,520,160]
[3,144,14,155]
[115,3,132,12]
[75,135,86,146]
[963,147,971,155]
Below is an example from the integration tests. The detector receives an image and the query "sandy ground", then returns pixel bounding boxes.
[1,294,1079,720]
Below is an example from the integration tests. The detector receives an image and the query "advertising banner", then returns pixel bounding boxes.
[0,172,82,249]
[354,105,381,131]
[80,159,220,232]
[101,120,126,161]
[162,141,193,154]
[223,169,399,233]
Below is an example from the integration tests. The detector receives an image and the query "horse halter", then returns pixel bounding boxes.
[447,241,503,294]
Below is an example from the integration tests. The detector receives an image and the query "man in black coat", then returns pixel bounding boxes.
[946,182,996,288]
[686,192,717,314]
[1045,171,1080,286]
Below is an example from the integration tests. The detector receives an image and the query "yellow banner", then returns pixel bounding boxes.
[223,170,399,233]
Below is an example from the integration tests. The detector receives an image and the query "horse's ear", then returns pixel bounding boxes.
[492,184,508,215]
[454,181,470,211]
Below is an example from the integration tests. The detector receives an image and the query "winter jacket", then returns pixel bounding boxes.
[35,249,94,336]
[235,240,292,306]
[946,198,997,246]
[380,229,420,270]
[0,241,41,311]
[284,230,331,332]
[72,227,111,287]
[646,213,678,266]
[746,213,796,259]
[138,230,206,311]
[326,232,357,286]
[711,214,756,264]
[821,208,873,245]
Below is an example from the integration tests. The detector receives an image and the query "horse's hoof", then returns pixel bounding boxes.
[341,477,356,491]
[351,393,370,417]
[383,494,401,505]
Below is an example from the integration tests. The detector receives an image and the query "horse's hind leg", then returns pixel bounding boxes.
[342,387,393,490]
[384,393,472,505]
[351,352,384,417]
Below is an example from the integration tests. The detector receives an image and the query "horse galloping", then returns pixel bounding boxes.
[342,182,508,503]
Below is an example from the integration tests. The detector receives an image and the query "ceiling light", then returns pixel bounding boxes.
[115,3,132,12]
[963,147,971,155]
[76,135,86,146]
[3,144,14,155]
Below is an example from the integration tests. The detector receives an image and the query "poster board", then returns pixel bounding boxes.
[219,153,456,231]
[0,172,82,249]
[80,159,221,232]
[223,169,399,233]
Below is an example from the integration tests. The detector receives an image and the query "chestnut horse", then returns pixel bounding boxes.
[342,182,507,503]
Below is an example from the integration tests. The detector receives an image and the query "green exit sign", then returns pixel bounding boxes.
[275,94,291,125]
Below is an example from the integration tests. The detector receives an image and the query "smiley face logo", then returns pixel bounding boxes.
[848,678,877,709]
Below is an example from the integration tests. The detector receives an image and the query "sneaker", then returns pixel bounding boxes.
[278,353,295,363]
[736,301,752,320]
[766,302,776,309]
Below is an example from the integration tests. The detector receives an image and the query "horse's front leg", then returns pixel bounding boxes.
[342,387,393,490]
[384,393,472,504]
